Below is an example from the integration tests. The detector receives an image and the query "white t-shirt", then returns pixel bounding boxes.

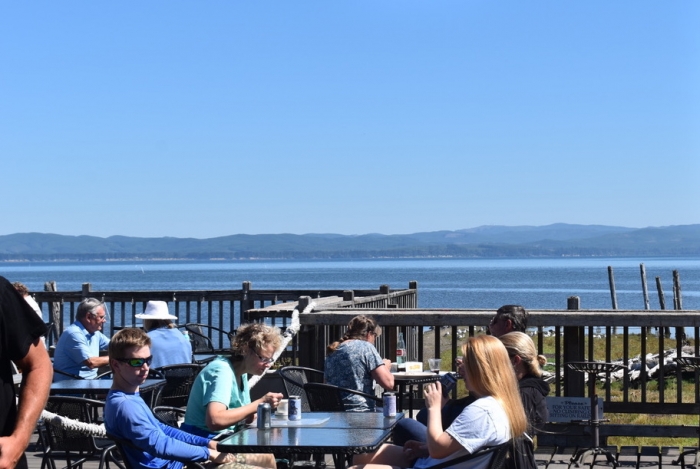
[412,396,511,469]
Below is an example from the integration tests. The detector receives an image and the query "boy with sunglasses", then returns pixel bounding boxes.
[104,328,236,469]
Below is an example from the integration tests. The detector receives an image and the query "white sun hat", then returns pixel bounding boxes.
[135,301,178,320]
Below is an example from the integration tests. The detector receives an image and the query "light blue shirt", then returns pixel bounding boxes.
[183,356,250,435]
[147,327,193,369]
[52,321,110,381]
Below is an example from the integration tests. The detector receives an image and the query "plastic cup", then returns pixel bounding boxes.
[428,358,442,374]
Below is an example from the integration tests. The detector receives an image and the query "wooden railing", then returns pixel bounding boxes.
[31,281,419,353]
[282,302,700,440]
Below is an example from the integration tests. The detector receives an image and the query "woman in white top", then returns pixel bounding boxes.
[351,335,527,469]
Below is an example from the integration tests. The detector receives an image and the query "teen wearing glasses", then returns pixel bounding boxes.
[104,328,269,469]
[52,298,110,381]
[325,315,394,412]
[181,323,282,454]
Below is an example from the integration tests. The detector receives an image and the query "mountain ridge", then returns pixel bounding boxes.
[0,224,698,261]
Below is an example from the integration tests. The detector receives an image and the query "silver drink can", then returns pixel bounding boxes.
[288,395,302,421]
[257,403,271,429]
[383,392,396,417]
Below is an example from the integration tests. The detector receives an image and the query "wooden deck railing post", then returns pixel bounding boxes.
[564,296,585,396]
[241,281,254,323]
[82,283,92,298]
[298,296,325,370]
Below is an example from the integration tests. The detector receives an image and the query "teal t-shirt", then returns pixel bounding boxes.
[184,356,250,434]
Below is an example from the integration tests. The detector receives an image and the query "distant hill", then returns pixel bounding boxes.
[0,224,698,261]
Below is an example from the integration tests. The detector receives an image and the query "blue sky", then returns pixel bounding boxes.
[1,2,698,238]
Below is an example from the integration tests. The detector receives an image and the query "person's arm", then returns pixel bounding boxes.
[205,392,283,431]
[84,355,110,369]
[423,382,463,459]
[0,338,52,469]
[371,359,394,389]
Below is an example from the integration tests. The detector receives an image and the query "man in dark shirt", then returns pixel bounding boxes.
[0,276,53,469]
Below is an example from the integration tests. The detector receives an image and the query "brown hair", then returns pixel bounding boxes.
[143,319,175,332]
[230,323,282,362]
[327,315,380,354]
[109,328,151,360]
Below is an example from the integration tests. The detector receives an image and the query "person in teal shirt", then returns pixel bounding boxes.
[182,323,283,468]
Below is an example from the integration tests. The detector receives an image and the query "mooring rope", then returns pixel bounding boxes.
[40,409,107,437]
[248,299,315,389]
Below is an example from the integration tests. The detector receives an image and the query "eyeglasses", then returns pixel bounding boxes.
[253,350,274,365]
[90,311,108,322]
[116,356,153,368]
[489,316,501,325]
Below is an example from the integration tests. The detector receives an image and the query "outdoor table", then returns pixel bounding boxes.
[270,411,404,429]
[391,371,440,414]
[50,378,165,396]
[218,427,393,469]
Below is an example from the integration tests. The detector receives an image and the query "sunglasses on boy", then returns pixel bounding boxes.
[116,356,153,368]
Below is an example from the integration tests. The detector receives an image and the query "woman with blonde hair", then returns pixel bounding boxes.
[351,335,527,469]
[325,315,394,411]
[499,331,549,434]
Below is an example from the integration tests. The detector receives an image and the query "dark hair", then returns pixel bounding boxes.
[495,305,528,332]
[143,319,175,332]
[327,315,379,354]
[230,323,282,362]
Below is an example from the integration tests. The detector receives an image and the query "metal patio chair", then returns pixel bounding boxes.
[149,363,203,408]
[303,381,382,412]
[278,366,325,413]
[39,395,115,469]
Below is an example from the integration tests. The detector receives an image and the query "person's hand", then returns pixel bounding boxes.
[382,358,392,368]
[402,440,429,460]
[260,392,284,410]
[210,449,237,464]
[208,439,218,450]
[423,382,443,410]
[0,435,25,469]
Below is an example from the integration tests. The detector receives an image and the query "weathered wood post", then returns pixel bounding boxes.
[240,281,254,323]
[673,270,684,342]
[44,281,61,342]
[608,266,618,334]
[563,296,585,397]
[656,276,670,338]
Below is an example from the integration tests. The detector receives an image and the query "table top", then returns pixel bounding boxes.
[217,427,392,455]
[271,411,404,429]
[50,378,165,394]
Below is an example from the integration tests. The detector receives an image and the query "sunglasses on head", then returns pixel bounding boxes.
[116,356,153,368]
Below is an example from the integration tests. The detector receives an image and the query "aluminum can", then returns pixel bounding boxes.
[288,395,302,421]
[257,403,271,429]
[383,392,396,417]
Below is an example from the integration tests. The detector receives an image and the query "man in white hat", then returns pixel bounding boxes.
[136,301,192,369]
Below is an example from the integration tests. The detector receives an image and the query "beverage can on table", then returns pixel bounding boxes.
[383,392,396,417]
[288,395,302,421]
[257,403,271,429]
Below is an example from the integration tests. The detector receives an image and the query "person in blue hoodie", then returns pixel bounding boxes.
[104,328,272,469]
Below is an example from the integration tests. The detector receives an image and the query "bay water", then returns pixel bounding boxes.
[2,257,699,311]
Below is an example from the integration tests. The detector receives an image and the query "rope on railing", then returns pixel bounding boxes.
[248,300,315,389]
[40,409,107,437]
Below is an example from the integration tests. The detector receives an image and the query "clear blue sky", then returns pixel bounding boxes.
[1,2,698,238]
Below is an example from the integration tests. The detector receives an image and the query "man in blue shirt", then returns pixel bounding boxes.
[52,298,110,381]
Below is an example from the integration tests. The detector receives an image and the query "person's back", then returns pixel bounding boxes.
[325,339,382,411]
[147,327,192,368]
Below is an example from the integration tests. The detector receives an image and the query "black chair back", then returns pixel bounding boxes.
[278,366,324,413]
[150,363,203,408]
[303,382,382,412]
[152,405,187,428]
[181,323,233,353]
[423,440,512,469]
